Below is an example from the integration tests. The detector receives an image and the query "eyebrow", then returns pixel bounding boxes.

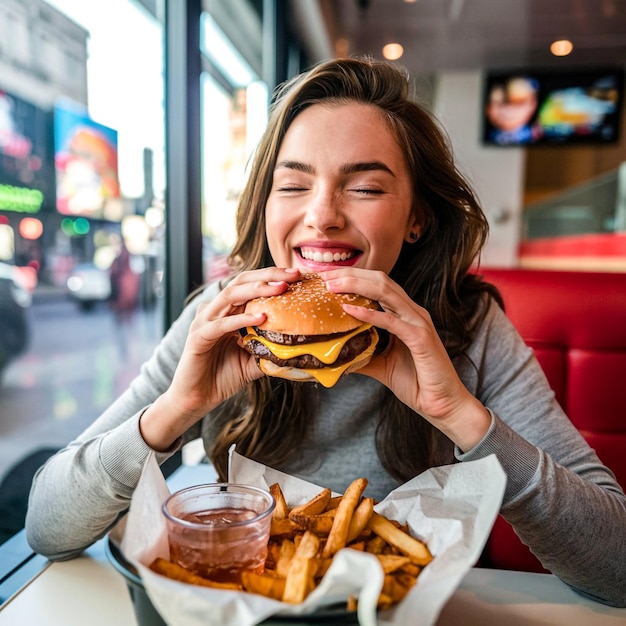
[275,160,395,177]
[275,160,314,174]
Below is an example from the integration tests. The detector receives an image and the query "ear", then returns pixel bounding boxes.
[404,216,423,243]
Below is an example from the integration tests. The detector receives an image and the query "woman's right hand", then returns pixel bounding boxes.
[139,267,301,451]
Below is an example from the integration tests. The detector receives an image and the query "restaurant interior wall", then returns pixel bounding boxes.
[524,102,626,205]
[433,70,526,268]
[431,69,626,271]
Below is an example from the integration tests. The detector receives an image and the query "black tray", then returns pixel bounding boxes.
[105,538,359,625]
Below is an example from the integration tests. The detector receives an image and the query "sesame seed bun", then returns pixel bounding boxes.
[243,273,379,336]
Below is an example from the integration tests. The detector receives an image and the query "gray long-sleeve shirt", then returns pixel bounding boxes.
[25,281,626,607]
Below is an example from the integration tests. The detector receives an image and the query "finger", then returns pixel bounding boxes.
[325,272,428,326]
[228,267,301,291]
[223,280,289,308]
[342,303,434,360]
[193,311,267,345]
[196,281,283,320]
[322,271,406,307]
[206,268,301,315]
[317,267,368,281]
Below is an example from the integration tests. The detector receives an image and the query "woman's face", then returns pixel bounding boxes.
[265,102,418,274]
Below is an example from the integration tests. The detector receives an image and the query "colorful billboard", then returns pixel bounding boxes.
[54,102,120,219]
[0,89,54,213]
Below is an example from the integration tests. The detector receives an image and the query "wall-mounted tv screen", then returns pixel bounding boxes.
[482,67,624,146]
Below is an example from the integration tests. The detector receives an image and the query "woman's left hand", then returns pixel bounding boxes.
[320,268,491,451]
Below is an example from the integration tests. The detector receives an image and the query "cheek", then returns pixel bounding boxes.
[364,221,407,272]
[265,203,291,260]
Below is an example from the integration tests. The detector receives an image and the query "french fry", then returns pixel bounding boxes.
[288,488,331,519]
[282,531,320,604]
[261,567,283,578]
[265,541,281,570]
[276,538,296,578]
[322,478,368,557]
[395,571,419,590]
[270,483,289,520]
[289,511,336,536]
[375,554,411,574]
[366,511,433,566]
[325,495,343,510]
[242,571,285,600]
[365,535,387,554]
[381,574,411,604]
[346,496,374,543]
[149,558,242,590]
[313,556,333,579]
[377,591,395,611]
[399,562,421,577]
[270,517,301,538]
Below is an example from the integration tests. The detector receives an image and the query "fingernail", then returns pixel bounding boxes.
[268,281,284,286]
[284,267,300,273]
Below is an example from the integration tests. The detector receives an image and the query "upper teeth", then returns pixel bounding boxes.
[300,249,355,263]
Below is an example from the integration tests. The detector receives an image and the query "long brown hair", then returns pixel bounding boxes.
[208,57,501,481]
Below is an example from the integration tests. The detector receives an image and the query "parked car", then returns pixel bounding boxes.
[66,255,163,312]
[66,263,112,311]
[0,262,31,379]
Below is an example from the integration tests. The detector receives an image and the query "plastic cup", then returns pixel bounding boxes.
[162,483,275,584]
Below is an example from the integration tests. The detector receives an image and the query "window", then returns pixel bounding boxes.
[0,0,166,546]
[0,0,306,550]
[199,7,267,282]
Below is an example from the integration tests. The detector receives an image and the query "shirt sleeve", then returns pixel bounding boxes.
[25,283,221,561]
[454,298,626,607]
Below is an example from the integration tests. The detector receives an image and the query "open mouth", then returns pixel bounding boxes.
[298,247,360,264]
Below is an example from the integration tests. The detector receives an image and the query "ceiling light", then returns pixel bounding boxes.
[550,39,574,56]
[382,42,404,60]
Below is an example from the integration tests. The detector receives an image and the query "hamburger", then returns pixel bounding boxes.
[241,273,380,388]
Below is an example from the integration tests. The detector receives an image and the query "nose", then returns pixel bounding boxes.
[303,188,346,232]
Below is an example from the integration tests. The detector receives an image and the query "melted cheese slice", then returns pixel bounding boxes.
[299,335,378,387]
[244,324,379,388]
[244,324,374,364]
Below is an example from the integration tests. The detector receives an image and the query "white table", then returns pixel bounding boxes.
[2,464,624,625]
[1,541,624,626]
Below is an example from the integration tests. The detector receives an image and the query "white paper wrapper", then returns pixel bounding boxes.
[121,450,506,626]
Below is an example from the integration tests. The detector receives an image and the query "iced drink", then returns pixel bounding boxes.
[163,483,275,584]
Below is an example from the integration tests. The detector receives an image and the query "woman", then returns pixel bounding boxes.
[26,57,625,607]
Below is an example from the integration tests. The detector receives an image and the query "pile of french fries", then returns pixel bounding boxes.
[150,477,433,612]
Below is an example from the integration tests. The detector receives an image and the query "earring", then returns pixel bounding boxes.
[408,231,419,242]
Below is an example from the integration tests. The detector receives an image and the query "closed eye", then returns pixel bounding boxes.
[349,187,385,195]
[276,185,308,192]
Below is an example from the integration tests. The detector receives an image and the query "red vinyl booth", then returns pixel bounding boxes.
[478,267,626,573]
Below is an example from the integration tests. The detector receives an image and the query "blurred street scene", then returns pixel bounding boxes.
[0,288,163,481]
